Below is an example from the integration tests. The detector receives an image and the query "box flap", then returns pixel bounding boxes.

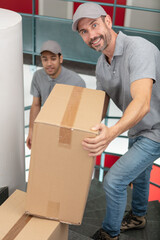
[0,190,27,239]
[35,84,105,133]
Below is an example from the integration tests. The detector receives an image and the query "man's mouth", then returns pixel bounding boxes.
[89,36,104,48]
[47,68,54,71]
[92,37,101,46]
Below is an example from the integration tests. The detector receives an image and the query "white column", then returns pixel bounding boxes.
[0,8,25,195]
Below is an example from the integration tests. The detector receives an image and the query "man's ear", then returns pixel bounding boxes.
[104,15,112,29]
[60,54,63,64]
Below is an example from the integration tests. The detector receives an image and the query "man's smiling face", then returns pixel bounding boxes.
[41,51,63,79]
[78,16,112,53]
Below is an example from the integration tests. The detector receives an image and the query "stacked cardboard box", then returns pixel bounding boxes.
[26,84,105,225]
[0,85,105,239]
[0,190,68,240]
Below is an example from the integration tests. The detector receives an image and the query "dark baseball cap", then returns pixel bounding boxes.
[40,40,62,54]
[72,2,107,32]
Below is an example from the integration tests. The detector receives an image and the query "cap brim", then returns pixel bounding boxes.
[72,14,106,32]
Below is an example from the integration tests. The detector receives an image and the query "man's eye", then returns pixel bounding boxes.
[93,23,97,28]
[80,30,87,35]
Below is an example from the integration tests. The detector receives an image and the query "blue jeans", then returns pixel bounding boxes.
[102,136,160,237]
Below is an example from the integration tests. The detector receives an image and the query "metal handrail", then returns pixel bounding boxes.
[64,0,160,13]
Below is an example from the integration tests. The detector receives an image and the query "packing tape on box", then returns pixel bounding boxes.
[46,200,60,219]
[2,214,32,240]
[59,86,83,145]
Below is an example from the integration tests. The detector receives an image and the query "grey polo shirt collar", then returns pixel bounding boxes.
[45,66,63,82]
[113,31,125,57]
[41,69,52,82]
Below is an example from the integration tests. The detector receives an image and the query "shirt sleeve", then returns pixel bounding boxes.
[96,74,104,90]
[129,40,158,84]
[96,58,104,90]
[30,72,41,97]
[74,74,86,88]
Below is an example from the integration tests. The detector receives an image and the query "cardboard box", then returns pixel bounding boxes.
[26,84,105,225]
[0,190,68,240]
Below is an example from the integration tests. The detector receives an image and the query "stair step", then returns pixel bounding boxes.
[69,229,91,240]
[85,195,106,212]
[69,179,160,240]
[69,223,97,239]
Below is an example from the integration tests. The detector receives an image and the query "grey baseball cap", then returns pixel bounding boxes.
[40,40,62,54]
[72,2,107,32]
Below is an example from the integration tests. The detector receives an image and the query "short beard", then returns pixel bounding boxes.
[88,24,112,52]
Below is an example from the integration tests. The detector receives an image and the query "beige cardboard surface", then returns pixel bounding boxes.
[0,190,68,240]
[36,85,105,133]
[26,84,105,224]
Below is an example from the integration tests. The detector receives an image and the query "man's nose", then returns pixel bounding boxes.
[47,59,52,65]
[88,30,96,42]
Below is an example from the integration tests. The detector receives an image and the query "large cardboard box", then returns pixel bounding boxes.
[26,84,105,225]
[0,190,68,240]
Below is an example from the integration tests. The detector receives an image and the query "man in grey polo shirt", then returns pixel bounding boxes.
[72,2,160,240]
[26,40,86,149]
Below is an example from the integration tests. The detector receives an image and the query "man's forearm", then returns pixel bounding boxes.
[29,104,41,130]
[110,78,152,139]
[111,97,150,139]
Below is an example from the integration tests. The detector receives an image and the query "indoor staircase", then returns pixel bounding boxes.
[68,178,160,240]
